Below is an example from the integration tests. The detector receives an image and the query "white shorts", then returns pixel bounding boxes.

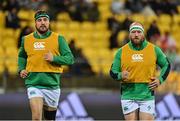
[121,100,155,116]
[27,87,60,108]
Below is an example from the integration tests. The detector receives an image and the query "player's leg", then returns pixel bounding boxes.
[121,100,139,120]
[41,88,61,120]
[43,105,57,120]
[139,100,155,121]
[27,87,44,120]
[29,97,43,120]
[139,111,154,120]
[124,110,138,120]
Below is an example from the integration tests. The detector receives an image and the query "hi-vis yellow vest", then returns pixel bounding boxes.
[24,32,63,72]
[121,42,156,83]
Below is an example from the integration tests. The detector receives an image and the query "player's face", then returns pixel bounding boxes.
[35,17,49,34]
[129,30,144,45]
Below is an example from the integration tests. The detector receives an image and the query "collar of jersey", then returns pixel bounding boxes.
[128,39,148,51]
[33,30,51,39]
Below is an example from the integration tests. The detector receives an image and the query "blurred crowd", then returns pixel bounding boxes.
[0,0,100,22]
[111,0,179,15]
[0,0,180,76]
[108,0,180,71]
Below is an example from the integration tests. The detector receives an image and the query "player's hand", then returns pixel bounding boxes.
[148,77,160,90]
[20,70,28,78]
[44,50,53,62]
[122,71,129,80]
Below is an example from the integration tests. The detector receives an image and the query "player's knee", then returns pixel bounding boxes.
[44,109,57,120]
[32,112,42,120]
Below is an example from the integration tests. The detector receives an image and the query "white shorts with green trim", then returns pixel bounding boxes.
[27,87,60,108]
[121,99,155,116]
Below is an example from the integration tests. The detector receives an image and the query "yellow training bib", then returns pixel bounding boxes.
[121,42,156,83]
[24,32,63,73]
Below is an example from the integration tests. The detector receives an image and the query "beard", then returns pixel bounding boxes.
[130,36,145,45]
[36,25,49,34]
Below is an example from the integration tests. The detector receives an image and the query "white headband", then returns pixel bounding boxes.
[129,25,144,33]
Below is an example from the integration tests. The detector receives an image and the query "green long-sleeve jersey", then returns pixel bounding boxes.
[110,40,171,100]
[18,31,74,89]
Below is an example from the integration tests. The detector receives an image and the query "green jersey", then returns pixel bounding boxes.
[110,40,170,100]
[18,31,74,89]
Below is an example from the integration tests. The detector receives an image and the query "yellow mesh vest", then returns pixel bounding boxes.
[24,32,63,72]
[121,42,156,83]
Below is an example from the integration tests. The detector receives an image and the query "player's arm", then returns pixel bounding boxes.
[155,46,171,84]
[52,35,74,65]
[110,48,124,81]
[18,37,28,78]
[18,37,27,72]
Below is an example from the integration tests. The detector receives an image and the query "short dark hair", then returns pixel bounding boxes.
[34,10,50,20]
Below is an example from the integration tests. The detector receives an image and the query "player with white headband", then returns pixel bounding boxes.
[110,22,170,120]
